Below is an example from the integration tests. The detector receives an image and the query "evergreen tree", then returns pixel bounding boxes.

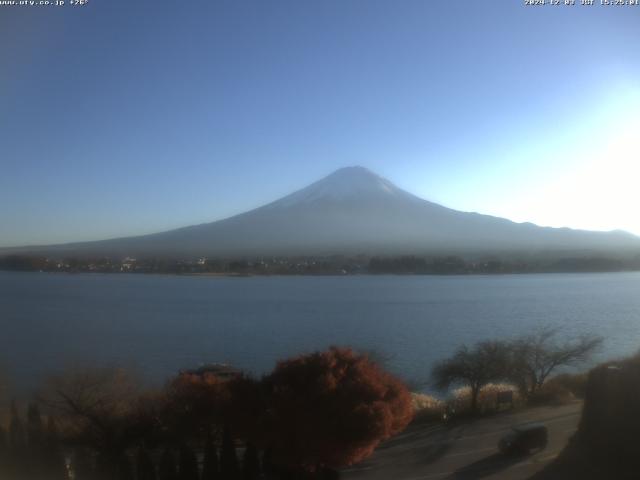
[158,449,178,480]
[0,425,8,478]
[94,451,115,480]
[242,443,259,480]
[27,403,45,449]
[261,448,278,480]
[9,401,27,479]
[220,426,238,480]
[9,401,26,449]
[136,447,157,480]
[178,445,199,480]
[73,448,95,480]
[44,417,68,480]
[201,438,219,480]
[27,403,46,477]
[117,454,135,480]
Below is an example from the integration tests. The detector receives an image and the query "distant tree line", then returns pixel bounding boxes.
[0,255,365,276]
[3,253,639,276]
[368,255,640,275]
[0,347,413,480]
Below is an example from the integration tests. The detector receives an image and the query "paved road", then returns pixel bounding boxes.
[342,402,582,480]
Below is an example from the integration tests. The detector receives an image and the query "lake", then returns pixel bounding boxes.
[1,271,640,393]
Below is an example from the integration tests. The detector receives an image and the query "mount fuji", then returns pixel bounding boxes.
[6,166,640,258]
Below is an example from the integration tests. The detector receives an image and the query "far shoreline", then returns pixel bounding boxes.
[2,269,640,278]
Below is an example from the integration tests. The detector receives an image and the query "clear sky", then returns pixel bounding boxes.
[1,0,639,247]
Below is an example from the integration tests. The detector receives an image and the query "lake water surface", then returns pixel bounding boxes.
[2,271,640,392]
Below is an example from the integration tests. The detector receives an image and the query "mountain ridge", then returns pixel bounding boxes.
[2,166,639,258]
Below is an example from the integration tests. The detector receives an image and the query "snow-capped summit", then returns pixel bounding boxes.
[267,166,414,208]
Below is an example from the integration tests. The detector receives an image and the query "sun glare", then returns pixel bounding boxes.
[499,91,640,235]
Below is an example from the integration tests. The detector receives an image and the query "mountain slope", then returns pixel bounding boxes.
[5,166,640,257]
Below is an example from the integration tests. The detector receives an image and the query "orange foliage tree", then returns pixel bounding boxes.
[162,369,234,441]
[259,347,413,471]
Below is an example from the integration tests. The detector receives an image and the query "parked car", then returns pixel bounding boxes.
[499,422,548,455]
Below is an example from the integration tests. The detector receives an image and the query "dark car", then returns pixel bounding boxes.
[499,422,548,455]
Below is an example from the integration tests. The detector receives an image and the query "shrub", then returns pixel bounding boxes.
[549,373,588,399]
[450,383,521,416]
[527,373,588,406]
[260,347,414,471]
[163,371,233,440]
[411,393,444,422]
[528,381,574,406]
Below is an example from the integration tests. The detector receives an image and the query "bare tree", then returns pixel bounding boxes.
[507,328,603,397]
[40,367,157,475]
[431,341,510,414]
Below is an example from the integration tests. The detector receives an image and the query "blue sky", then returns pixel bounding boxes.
[1,0,639,247]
